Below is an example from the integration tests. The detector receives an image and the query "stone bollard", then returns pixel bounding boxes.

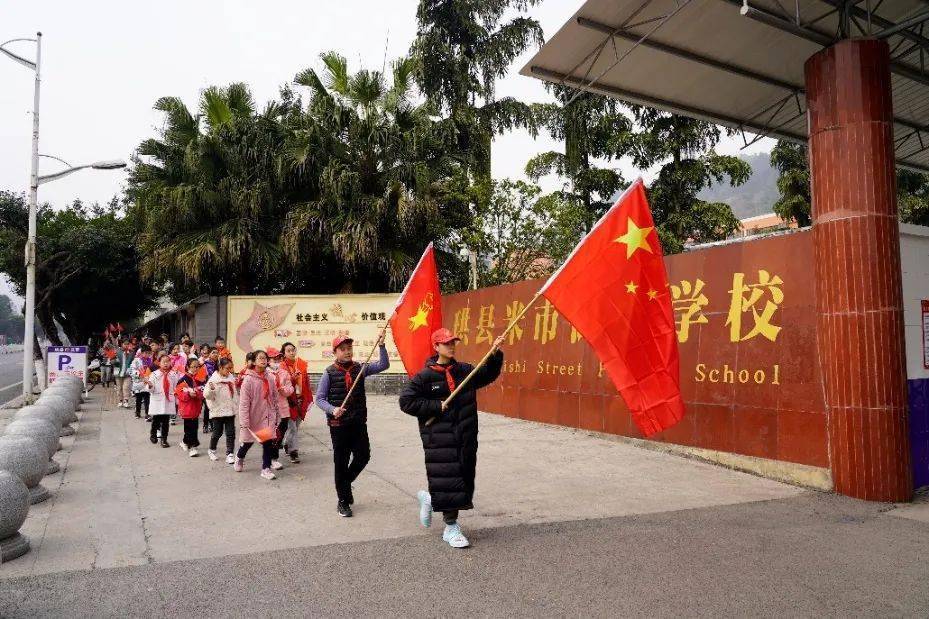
[4,419,62,476]
[0,470,30,562]
[17,403,71,437]
[36,393,78,425]
[0,438,49,504]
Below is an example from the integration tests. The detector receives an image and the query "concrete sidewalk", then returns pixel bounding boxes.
[2,388,802,578]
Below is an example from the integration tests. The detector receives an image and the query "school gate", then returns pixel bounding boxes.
[445,224,929,495]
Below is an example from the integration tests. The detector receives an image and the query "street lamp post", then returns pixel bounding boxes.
[2,33,127,402]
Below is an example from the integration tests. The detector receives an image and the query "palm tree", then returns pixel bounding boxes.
[282,52,468,292]
[128,84,290,296]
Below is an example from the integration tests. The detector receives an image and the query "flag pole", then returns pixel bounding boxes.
[424,290,543,426]
[340,322,390,409]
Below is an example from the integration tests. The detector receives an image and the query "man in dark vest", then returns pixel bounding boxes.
[399,328,505,548]
[315,333,389,517]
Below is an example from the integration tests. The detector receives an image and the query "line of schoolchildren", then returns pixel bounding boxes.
[105,326,505,549]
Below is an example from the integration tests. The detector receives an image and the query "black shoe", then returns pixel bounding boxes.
[145,415,151,422]
[149,436,158,444]
[337,501,353,517]
[161,441,170,448]
[347,488,355,506]
[135,414,141,419]
[289,450,300,464]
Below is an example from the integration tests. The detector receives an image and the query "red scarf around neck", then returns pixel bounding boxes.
[429,361,457,392]
[336,361,355,390]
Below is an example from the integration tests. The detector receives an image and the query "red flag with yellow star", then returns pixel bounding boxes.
[390,243,443,377]
[539,179,683,436]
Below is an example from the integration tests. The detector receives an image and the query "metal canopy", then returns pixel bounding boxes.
[521,0,929,172]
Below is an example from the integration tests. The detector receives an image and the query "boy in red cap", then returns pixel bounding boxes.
[314,332,389,517]
[399,327,505,548]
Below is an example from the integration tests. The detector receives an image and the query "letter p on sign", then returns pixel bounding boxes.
[58,355,71,371]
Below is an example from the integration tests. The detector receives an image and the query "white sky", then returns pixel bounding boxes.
[0,0,774,305]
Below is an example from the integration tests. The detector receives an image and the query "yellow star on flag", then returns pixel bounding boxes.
[408,306,429,331]
[647,289,658,300]
[614,217,654,259]
[625,281,639,294]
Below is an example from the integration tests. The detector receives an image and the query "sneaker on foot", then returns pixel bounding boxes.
[225,453,235,465]
[208,450,219,461]
[289,450,300,464]
[188,447,199,457]
[443,523,470,548]
[271,460,284,471]
[180,442,188,451]
[260,468,276,480]
[149,436,157,444]
[337,501,353,517]
[417,490,432,528]
[145,415,151,422]
[161,441,170,448]
[233,458,244,472]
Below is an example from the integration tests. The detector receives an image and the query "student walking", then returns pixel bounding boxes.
[114,340,135,408]
[148,353,180,448]
[315,332,390,517]
[266,347,293,471]
[235,350,281,480]
[398,328,505,548]
[176,357,205,457]
[205,357,238,464]
[130,344,153,420]
[281,342,312,463]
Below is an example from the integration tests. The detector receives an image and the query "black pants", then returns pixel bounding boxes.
[151,414,169,442]
[271,418,290,460]
[329,422,371,503]
[202,401,210,429]
[134,392,150,418]
[443,510,459,525]
[209,416,236,454]
[237,441,273,469]
[182,418,200,447]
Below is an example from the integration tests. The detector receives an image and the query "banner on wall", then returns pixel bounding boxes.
[227,294,404,373]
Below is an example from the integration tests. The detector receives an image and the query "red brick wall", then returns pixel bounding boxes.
[445,230,829,468]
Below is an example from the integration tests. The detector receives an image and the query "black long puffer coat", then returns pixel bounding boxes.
[398,350,504,512]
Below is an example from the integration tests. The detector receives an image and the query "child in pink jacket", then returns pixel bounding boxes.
[235,350,281,480]
[266,347,294,472]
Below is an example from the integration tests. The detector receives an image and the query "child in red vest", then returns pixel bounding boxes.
[175,357,206,457]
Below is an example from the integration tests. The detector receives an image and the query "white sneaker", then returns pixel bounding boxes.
[180,442,188,451]
[188,447,199,457]
[417,490,432,527]
[225,453,235,465]
[442,523,470,548]
[208,450,218,461]
[260,468,276,480]
[270,460,284,471]
[234,458,244,472]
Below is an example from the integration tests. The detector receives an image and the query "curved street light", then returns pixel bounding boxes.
[3,32,127,401]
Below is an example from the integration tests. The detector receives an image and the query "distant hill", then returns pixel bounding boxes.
[697,152,780,220]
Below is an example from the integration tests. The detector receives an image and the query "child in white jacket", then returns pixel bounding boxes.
[204,357,239,464]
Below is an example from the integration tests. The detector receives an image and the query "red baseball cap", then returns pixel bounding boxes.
[332,335,354,351]
[265,346,282,358]
[431,328,460,346]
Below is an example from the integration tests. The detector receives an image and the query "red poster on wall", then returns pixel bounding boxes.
[922,300,929,370]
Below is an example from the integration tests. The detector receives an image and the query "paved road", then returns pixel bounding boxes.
[2,492,928,617]
[0,352,24,406]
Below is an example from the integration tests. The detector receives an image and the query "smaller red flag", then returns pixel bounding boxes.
[540,179,684,437]
[389,243,443,377]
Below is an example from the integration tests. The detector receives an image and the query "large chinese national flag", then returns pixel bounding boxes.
[540,179,684,436]
[390,243,443,377]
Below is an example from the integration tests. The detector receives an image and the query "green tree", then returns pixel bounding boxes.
[0,192,156,345]
[282,52,471,292]
[622,110,750,253]
[0,294,25,344]
[128,84,292,299]
[770,141,812,227]
[526,85,631,230]
[412,0,543,179]
[770,139,929,227]
[466,178,585,287]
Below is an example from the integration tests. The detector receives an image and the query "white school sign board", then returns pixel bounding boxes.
[47,346,88,386]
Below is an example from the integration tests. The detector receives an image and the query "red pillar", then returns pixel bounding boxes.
[805,39,912,502]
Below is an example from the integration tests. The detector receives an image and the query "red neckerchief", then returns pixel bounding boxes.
[283,358,300,381]
[336,361,354,390]
[161,372,170,399]
[247,369,271,399]
[429,360,457,392]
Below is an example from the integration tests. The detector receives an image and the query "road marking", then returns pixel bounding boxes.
[0,381,23,393]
